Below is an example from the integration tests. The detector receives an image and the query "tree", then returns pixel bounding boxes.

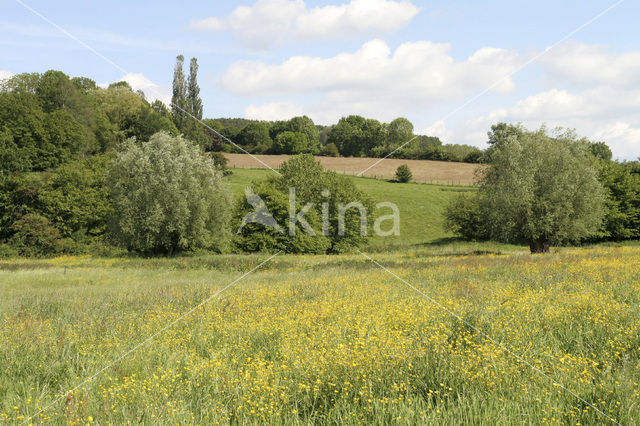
[387,118,414,146]
[8,213,63,257]
[233,154,374,253]
[596,161,640,240]
[123,104,179,141]
[395,164,412,183]
[39,155,113,239]
[287,116,320,153]
[107,132,232,254]
[444,194,488,241]
[479,127,605,253]
[328,116,365,157]
[237,122,272,153]
[273,131,309,154]
[322,142,340,157]
[171,55,187,130]
[187,58,203,120]
[587,141,613,161]
[487,122,524,146]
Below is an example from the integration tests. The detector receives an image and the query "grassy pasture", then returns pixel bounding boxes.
[1,244,640,424]
[226,168,470,248]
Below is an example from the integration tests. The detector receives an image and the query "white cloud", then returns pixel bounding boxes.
[452,85,640,160]
[244,102,304,121]
[435,42,640,160]
[101,73,172,106]
[221,39,520,104]
[541,41,640,88]
[592,122,640,160]
[419,120,453,143]
[292,0,420,39]
[188,0,420,49]
[0,70,13,81]
[122,73,172,106]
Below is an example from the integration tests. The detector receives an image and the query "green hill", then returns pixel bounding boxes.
[225,168,473,248]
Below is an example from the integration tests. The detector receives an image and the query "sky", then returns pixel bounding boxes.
[1,0,639,159]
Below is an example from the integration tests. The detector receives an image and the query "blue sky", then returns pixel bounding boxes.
[1,0,639,159]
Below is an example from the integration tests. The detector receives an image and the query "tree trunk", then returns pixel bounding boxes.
[529,239,550,254]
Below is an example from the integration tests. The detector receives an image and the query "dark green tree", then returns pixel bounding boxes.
[237,122,272,153]
[273,131,309,154]
[395,164,412,183]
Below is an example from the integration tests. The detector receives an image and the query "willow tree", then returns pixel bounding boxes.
[107,132,232,254]
[480,127,605,253]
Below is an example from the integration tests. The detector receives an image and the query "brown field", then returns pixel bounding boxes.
[224,153,481,185]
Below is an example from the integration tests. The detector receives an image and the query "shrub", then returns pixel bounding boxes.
[233,154,374,253]
[395,164,412,183]
[322,142,340,157]
[8,213,63,256]
[107,132,232,254]
[444,194,488,241]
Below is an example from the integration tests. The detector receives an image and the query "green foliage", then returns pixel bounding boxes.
[444,194,488,241]
[0,156,112,252]
[487,122,524,146]
[211,152,229,170]
[39,156,113,239]
[328,115,384,157]
[187,57,203,120]
[394,164,412,183]
[588,141,613,161]
[385,117,414,154]
[171,55,187,130]
[7,213,63,257]
[273,131,309,154]
[322,142,340,157]
[233,155,374,253]
[123,104,178,141]
[286,116,320,152]
[0,90,51,171]
[596,161,640,240]
[107,132,232,254]
[238,122,272,153]
[479,127,605,252]
[233,181,331,254]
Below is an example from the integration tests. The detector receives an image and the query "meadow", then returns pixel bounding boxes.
[226,168,470,248]
[1,243,639,424]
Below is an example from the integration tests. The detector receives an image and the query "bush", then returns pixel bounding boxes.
[8,213,63,256]
[322,142,340,157]
[395,164,412,183]
[444,194,488,241]
[107,132,232,254]
[233,154,374,253]
[233,181,331,254]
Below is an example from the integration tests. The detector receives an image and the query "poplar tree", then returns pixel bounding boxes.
[187,57,202,120]
[171,55,187,130]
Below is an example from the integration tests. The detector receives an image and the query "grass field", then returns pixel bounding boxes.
[225,168,468,248]
[1,244,639,424]
[224,153,481,185]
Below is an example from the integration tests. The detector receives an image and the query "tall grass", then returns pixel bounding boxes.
[1,244,639,424]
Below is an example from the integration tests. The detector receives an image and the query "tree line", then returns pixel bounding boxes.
[204,115,484,163]
[1,57,639,257]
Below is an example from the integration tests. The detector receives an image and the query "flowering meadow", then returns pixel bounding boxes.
[1,244,639,424]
